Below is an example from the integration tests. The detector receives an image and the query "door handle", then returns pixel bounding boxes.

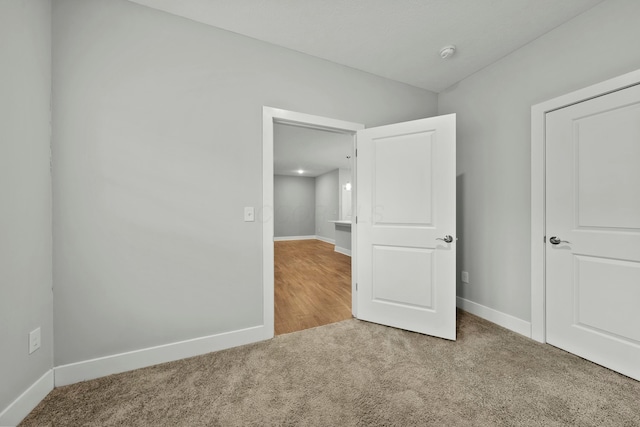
[436,235,453,243]
[549,236,570,245]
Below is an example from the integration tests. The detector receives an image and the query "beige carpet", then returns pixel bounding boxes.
[20,311,640,426]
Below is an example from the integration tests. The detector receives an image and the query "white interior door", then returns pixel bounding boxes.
[356,114,456,340]
[546,83,640,380]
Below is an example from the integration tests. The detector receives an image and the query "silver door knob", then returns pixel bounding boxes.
[437,235,453,243]
[549,236,570,245]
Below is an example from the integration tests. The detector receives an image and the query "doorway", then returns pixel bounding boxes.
[263,107,457,341]
[273,123,355,334]
[531,69,640,380]
[262,107,364,338]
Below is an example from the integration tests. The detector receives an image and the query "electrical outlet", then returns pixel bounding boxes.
[29,327,41,354]
[461,271,470,284]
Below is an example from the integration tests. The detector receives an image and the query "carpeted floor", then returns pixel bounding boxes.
[20,311,640,426]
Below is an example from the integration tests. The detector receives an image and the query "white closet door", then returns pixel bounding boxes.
[546,83,640,380]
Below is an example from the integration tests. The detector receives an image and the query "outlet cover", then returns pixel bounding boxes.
[29,327,41,354]
[461,271,470,284]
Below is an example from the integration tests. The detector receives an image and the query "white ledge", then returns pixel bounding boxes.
[329,220,352,226]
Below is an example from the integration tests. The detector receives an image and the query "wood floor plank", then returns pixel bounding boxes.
[275,239,352,335]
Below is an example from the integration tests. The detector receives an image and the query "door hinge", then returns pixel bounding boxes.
[544,235,546,243]
[356,283,358,291]
[355,149,358,157]
[355,216,358,224]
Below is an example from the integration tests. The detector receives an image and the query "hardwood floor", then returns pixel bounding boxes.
[275,239,352,335]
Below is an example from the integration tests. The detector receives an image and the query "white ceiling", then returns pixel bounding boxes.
[128,0,603,92]
[274,123,353,177]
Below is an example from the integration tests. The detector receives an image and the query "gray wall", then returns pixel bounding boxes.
[274,175,316,238]
[0,0,53,414]
[315,169,340,242]
[52,0,437,366]
[438,0,640,322]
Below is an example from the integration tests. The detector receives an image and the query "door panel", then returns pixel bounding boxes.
[357,115,456,340]
[546,83,640,380]
[373,131,434,225]
[576,104,640,229]
[574,255,640,343]
[373,246,434,308]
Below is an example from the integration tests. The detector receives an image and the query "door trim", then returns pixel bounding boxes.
[262,107,364,338]
[530,68,640,343]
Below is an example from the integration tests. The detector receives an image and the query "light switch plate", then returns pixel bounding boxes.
[29,327,41,354]
[244,207,255,222]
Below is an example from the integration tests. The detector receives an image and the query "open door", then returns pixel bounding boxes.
[356,114,456,340]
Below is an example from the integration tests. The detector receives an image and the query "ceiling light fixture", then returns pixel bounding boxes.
[439,45,456,59]
[297,169,304,174]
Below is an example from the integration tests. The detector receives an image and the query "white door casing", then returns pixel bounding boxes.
[356,114,456,340]
[531,69,640,343]
[262,107,364,338]
[545,84,640,380]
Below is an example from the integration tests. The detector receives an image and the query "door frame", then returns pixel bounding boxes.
[262,107,364,337]
[530,68,640,343]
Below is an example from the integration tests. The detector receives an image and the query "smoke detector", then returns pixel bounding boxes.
[439,45,456,59]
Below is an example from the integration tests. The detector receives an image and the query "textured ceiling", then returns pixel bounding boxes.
[274,124,353,177]
[127,0,603,92]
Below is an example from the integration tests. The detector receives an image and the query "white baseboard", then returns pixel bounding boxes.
[274,235,316,241]
[315,235,335,245]
[0,370,54,427]
[54,325,269,387]
[335,246,351,256]
[273,235,337,245]
[456,297,531,338]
